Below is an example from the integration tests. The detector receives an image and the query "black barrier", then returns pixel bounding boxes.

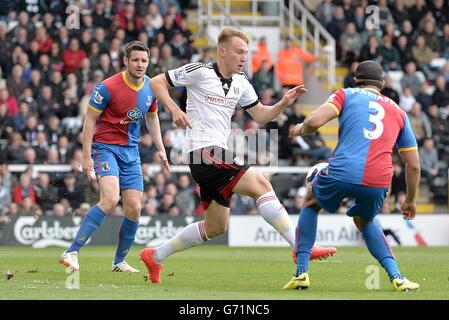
[0,215,228,247]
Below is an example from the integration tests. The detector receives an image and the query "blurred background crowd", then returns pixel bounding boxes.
[0,0,448,221]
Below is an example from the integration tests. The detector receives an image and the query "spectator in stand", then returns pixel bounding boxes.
[401,62,422,97]
[7,64,28,99]
[58,173,84,211]
[416,82,433,113]
[12,172,36,205]
[420,18,440,55]
[252,59,274,96]
[33,131,49,163]
[428,0,448,30]
[381,74,400,104]
[315,0,335,29]
[326,6,346,41]
[408,102,432,145]
[399,20,415,45]
[46,115,62,147]
[409,0,429,29]
[0,88,19,116]
[412,35,434,76]
[158,193,179,215]
[170,30,193,63]
[0,103,14,140]
[37,85,58,124]
[12,102,31,131]
[427,104,449,139]
[339,22,362,65]
[360,35,382,63]
[440,23,449,59]
[0,164,12,216]
[399,87,416,113]
[6,132,27,164]
[63,38,87,74]
[419,137,440,188]
[34,172,58,214]
[377,0,395,29]
[175,174,198,216]
[343,61,358,88]
[390,161,406,203]
[432,75,449,109]
[139,133,157,164]
[391,0,409,27]
[34,26,53,55]
[20,115,41,146]
[251,36,273,74]
[275,38,318,88]
[379,34,400,71]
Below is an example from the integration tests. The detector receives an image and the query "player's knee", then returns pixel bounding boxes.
[124,202,141,219]
[99,196,120,213]
[206,223,227,238]
[253,172,273,195]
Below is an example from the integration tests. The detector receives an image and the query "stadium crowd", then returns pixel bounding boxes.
[0,0,448,220]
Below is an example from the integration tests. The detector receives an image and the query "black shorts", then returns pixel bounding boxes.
[188,146,250,209]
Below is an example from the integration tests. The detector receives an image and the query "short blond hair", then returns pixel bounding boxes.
[217,27,249,45]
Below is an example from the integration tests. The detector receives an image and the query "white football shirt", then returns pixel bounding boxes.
[166,62,259,152]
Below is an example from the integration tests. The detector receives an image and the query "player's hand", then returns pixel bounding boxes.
[172,109,192,129]
[82,157,94,181]
[155,151,171,177]
[401,201,416,220]
[289,123,304,138]
[283,85,308,105]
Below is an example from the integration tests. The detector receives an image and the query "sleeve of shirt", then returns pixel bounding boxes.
[326,88,346,115]
[148,99,158,114]
[88,82,111,112]
[239,76,259,110]
[165,63,203,87]
[396,114,418,152]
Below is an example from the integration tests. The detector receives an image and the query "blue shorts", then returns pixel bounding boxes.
[311,174,388,222]
[92,142,143,191]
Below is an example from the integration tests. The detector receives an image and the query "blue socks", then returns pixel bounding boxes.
[114,217,139,265]
[362,222,403,281]
[68,205,106,253]
[295,207,318,276]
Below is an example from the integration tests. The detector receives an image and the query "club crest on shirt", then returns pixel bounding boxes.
[127,108,143,123]
[92,90,104,105]
[101,161,110,172]
[145,95,152,108]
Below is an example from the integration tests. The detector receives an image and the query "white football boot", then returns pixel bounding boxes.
[112,261,140,273]
[59,251,80,271]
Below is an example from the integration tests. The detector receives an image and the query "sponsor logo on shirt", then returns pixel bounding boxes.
[205,95,238,108]
[126,108,143,123]
[174,69,185,81]
[92,90,104,105]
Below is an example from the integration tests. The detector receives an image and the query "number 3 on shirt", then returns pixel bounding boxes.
[364,101,385,140]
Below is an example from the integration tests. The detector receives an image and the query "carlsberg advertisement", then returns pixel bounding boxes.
[0,216,227,247]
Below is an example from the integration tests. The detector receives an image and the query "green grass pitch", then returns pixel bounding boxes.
[0,246,448,300]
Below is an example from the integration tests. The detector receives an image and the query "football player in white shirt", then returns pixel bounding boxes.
[140,27,336,284]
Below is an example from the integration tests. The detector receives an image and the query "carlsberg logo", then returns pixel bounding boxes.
[136,217,195,246]
[14,217,81,248]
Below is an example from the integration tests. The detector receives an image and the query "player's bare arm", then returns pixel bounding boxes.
[150,74,192,128]
[289,102,338,138]
[246,85,307,125]
[399,149,421,220]
[82,106,102,180]
[145,112,171,177]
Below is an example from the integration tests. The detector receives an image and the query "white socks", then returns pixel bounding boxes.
[154,221,209,263]
[256,191,296,247]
